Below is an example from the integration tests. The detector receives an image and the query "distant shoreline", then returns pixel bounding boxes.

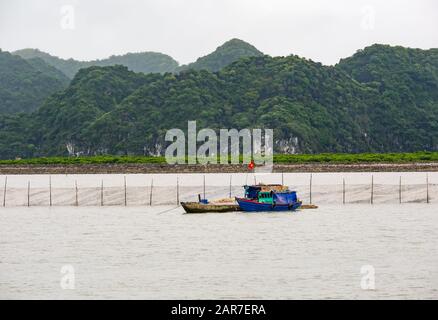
[1,162,438,174]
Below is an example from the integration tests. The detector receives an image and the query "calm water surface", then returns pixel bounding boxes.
[1,203,437,299]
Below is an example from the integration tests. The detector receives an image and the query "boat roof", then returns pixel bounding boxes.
[244,184,289,192]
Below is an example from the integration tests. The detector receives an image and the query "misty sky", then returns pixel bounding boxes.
[0,0,437,65]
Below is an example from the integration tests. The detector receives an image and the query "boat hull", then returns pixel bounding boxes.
[235,197,301,212]
[181,202,241,214]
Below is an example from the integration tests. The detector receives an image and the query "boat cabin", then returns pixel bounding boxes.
[243,184,297,205]
[258,191,273,204]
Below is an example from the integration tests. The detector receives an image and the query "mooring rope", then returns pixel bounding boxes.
[156,205,181,215]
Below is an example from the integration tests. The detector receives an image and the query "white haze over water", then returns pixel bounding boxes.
[0,0,437,65]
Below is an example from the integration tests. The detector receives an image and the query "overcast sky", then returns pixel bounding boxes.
[1,0,437,65]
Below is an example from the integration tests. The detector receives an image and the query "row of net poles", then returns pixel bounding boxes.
[176,176,179,205]
[342,174,431,205]
[100,179,104,206]
[28,176,81,207]
[370,174,431,204]
[427,173,430,204]
[124,176,127,206]
[28,176,53,207]
[343,178,346,205]
[279,173,316,204]
[176,174,232,204]
[163,173,435,206]
[49,176,52,207]
[98,176,150,206]
[5,175,52,207]
[229,175,232,198]
[200,174,235,201]
[309,173,313,205]
[9,175,145,207]
[382,174,429,204]
[75,180,78,206]
[149,178,153,206]
[104,176,155,206]
[27,181,30,207]
[97,176,133,206]
[1,173,433,207]
[399,176,402,204]
[3,176,7,207]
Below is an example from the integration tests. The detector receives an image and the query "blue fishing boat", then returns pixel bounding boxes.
[236,184,302,212]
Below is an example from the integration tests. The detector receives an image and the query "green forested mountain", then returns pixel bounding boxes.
[13,48,83,79]
[1,44,438,159]
[25,57,70,84]
[337,44,438,151]
[92,52,179,74]
[0,113,35,159]
[177,38,264,72]
[14,39,263,78]
[4,39,259,116]
[33,66,162,156]
[69,55,376,156]
[0,50,70,114]
[14,48,179,78]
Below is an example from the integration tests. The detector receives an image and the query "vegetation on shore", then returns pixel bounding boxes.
[273,152,438,163]
[1,151,438,166]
